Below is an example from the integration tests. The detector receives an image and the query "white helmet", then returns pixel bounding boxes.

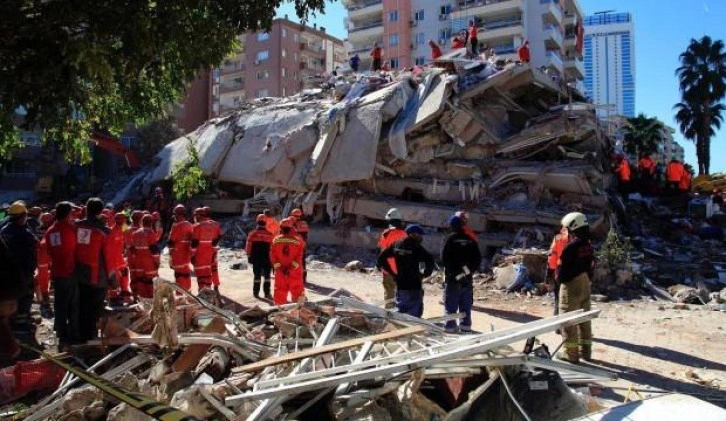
[385,208,402,221]
[561,212,588,230]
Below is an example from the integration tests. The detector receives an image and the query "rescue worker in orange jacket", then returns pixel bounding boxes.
[666,158,685,194]
[270,217,305,305]
[262,209,280,237]
[613,155,631,198]
[127,210,144,288]
[36,213,54,318]
[290,208,309,284]
[679,167,692,193]
[455,211,477,242]
[246,215,274,298]
[548,226,570,278]
[202,206,222,289]
[129,215,161,298]
[107,212,131,304]
[192,208,221,291]
[168,205,194,291]
[377,208,408,309]
[74,198,117,341]
[637,153,657,196]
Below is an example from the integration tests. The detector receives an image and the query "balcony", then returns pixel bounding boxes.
[220,61,245,75]
[563,12,577,27]
[564,57,585,79]
[300,42,326,58]
[348,0,383,20]
[347,20,383,41]
[545,50,564,70]
[219,81,245,95]
[564,33,576,49]
[541,0,563,24]
[543,24,563,47]
[452,0,524,19]
[477,19,523,41]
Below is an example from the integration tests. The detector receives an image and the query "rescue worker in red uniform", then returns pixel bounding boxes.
[168,205,194,290]
[203,207,222,289]
[74,198,117,341]
[290,208,309,284]
[45,202,79,348]
[150,211,163,269]
[192,208,221,291]
[270,218,305,305]
[127,211,144,291]
[262,209,279,237]
[613,155,631,198]
[666,158,685,194]
[246,215,274,298]
[129,215,161,298]
[107,212,131,304]
[455,211,477,241]
[377,208,408,309]
[36,213,54,318]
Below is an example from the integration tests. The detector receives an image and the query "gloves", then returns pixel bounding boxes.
[108,272,119,289]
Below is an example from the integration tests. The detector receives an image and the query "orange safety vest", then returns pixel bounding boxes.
[377,227,407,275]
[548,229,570,271]
[615,160,631,182]
[638,157,656,175]
[666,162,684,182]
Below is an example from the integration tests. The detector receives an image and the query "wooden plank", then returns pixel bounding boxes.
[172,317,226,372]
[232,326,426,374]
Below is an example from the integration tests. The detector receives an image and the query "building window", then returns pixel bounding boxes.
[294,52,298,61]
[282,48,287,58]
[256,70,269,79]
[439,28,452,42]
[416,32,426,45]
[440,4,452,15]
[390,58,399,69]
[389,33,399,47]
[415,56,426,66]
[282,28,287,38]
[414,10,424,21]
[257,32,269,42]
[294,34,300,42]
[256,89,269,98]
[282,67,287,77]
[389,11,398,22]
[256,50,269,61]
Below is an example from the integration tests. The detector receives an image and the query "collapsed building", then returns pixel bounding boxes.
[148,62,613,254]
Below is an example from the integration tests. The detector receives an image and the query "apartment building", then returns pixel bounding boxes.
[344,0,585,84]
[583,11,635,117]
[210,18,346,117]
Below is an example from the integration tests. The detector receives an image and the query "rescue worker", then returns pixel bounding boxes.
[167,205,194,290]
[613,154,631,198]
[45,202,79,348]
[191,207,221,291]
[0,202,38,350]
[246,215,274,299]
[36,213,55,317]
[441,215,481,333]
[428,40,443,60]
[454,211,477,241]
[679,167,692,193]
[130,215,161,298]
[74,198,117,342]
[376,224,434,318]
[150,211,163,269]
[27,206,42,236]
[468,20,479,57]
[638,153,657,195]
[377,208,407,309]
[270,217,305,305]
[290,208,309,284]
[127,210,144,292]
[666,158,685,194]
[107,213,131,305]
[262,209,280,237]
[557,212,595,363]
[203,207,222,290]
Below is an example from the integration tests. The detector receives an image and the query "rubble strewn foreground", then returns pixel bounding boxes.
[15,281,616,420]
[148,62,611,251]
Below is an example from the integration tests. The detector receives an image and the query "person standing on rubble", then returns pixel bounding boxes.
[518,40,530,63]
[557,212,595,363]
[127,210,144,294]
[262,209,280,237]
[428,40,443,60]
[290,208,309,285]
[468,20,479,57]
[203,207,222,290]
[638,153,657,195]
[370,43,383,71]
[107,212,132,304]
[349,54,360,72]
[168,205,194,291]
[377,208,408,309]
[74,198,117,342]
[270,217,305,304]
[454,211,477,241]
[191,207,221,292]
[247,215,274,299]
[130,214,161,298]
[666,158,685,194]
[36,213,54,318]
[376,224,434,318]
[613,154,631,198]
[452,34,465,50]
[441,215,481,333]
[46,202,79,348]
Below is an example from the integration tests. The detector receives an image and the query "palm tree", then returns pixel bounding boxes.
[624,113,663,157]
[674,36,726,175]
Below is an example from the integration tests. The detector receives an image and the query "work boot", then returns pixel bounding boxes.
[253,281,261,298]
[263,281,272,299]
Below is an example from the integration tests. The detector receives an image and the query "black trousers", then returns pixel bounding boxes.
[78,284,106,342]
[470,37,479,55]
[54,276,80,343]
[10,277,34,333]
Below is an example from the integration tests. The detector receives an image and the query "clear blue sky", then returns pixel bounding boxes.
[276,0,726,172]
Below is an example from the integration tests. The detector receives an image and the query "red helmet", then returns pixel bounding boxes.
[151,211,160,221]
[173,204,186,215]
[115,212,127,223]
[291,208,303,218]
[40,213,54,225]
[131,210,144,223]
[280,217,296,229]
[256,214,266,223]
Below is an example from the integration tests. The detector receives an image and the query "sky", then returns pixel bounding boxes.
[275,0,726,172]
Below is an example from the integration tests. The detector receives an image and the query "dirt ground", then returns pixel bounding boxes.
[158,250,726,409]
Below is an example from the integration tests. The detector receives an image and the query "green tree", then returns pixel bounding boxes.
[674,36,726,175]
[171,141,208,201]
[0,1,326,162]
[623,113,663,157]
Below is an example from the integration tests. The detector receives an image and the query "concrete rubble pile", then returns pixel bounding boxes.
[148,61,612,255]
[20,281,615,420]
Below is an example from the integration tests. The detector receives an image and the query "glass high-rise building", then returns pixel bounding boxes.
[583,11,635,117]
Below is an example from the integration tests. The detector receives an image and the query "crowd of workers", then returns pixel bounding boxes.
[612,153,692,198]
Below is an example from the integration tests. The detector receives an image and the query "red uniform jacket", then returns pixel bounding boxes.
[638,157,656,175]
[548,229,570,271]
[294,219,309,241]
[74,219,114,287]
[270,235,304,273]
[614,159,631,182]
[679,171,692,191]
[462,225,477,242]
[107,225,126,273]
[452,37,465,49]
[377,227,407,275]
[430,44,442,60]
[168,220,193,270]
[192,220,221,272]
[246,228,273,265]
[518,45,530,62]
[36,237,51,283]
[130,227,161,279]
[667,162,684,182]
[263,216,280,237]
[45,220,77,278]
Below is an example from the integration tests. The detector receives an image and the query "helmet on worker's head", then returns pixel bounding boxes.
[173,204,186,215]
[131,210,144,223]
[40,212,54,226]
[291,208,303,218]
[561,212,588,231]
[405,224,425,236]
[8,201,28,217]
[256,214,266,223]
[448,215,463,229]
[280,217,296,229]
[202,206,211,217]
[115,212,127,224]
[454,210,469,222]
[29,206,42,218]
[385,208,402,221]
[151,211,160,222]
[141,214,153,226]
